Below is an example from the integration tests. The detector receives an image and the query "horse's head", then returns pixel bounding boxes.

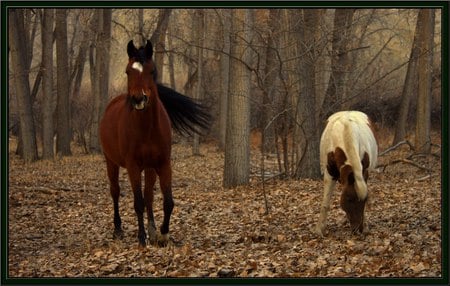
[126,40,157,110]
[339,152,370,234]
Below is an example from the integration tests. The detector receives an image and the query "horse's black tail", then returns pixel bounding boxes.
[157,84,212,136]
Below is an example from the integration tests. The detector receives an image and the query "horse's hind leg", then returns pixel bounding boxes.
[144,168,157,245]
[157,163,174,246]
[106,158,123,239]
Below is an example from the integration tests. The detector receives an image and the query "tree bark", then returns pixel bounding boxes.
[14,9,39,157]
[223,9,253,188]
[192,9,204,156]
[41,9,55,160]
[9,9,38,162]
[150,9,172,82]
[138,9,145,45]
[393,10,423,145]
[89,9,112,153]
[219,9,231,150]
[294,9,321,179]
[321,9,355,120]
[261,9,281,154]
[55,9,72,156]
[415,9,435,154]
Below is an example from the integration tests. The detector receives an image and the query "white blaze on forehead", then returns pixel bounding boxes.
[131,62,143,73]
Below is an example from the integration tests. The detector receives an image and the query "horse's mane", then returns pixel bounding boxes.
[157,84,211,136]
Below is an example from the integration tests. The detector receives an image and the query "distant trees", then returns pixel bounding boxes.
[8,7,440,179]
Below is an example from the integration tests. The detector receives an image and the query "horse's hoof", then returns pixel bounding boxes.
[311,225,324,237]
[113,229,124,240]
[138,238,146,248]
[157,233,170,247]
[148,225,158,245]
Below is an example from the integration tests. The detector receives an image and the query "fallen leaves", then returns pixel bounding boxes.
[7,135,442,278]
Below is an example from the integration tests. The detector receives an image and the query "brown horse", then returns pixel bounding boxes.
[99,40,210,247]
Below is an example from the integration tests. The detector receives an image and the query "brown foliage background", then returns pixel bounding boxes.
[8,130,442,278]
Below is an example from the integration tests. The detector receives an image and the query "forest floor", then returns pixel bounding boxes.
[7,130,443,279]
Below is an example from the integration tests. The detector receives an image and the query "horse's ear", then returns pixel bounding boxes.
[334,147,347,168]
[145,40,153,60]
[127,40,137,58]
[340,164,354,185]
[361,152,370,170]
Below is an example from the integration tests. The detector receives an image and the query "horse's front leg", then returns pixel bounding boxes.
[312,171,336,237]
[157,163,174,246]
[144,168,157,245]
[127,166,146,247]
[106,158,123,239]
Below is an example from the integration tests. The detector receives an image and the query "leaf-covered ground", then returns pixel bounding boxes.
[7,131,442,278]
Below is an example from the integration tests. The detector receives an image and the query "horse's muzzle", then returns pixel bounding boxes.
[131,95,149,110]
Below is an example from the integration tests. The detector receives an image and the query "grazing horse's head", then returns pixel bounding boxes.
[126,40,156,110]
[338,151,370,234]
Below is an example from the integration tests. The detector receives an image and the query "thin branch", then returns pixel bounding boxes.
[379,140,414,156]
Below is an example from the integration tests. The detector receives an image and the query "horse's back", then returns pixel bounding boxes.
[320,111,377,171]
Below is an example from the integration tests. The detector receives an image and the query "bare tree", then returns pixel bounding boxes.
[192,9,204,156]
[223,9,253,188]
[393,10,425,145]
[12,9,39,157]
[261,9,281,154]
[219,9,231,150]
[41,9,55,159]
[321,9,355,119]
[89,9,112,153]
[294,9,321,179]
[55,8,72,156]
[138,9,145,44]
[415,9,435,153]
[150,9,172,82]
[9,9,38,162]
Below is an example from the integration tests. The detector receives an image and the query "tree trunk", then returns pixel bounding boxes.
[393,10,423,145]
[415,9,435,154]
[261,9,281,154]
[41,9,55,160]
[89,9,112,153]
[192,9,204,156]
[321,9,355,120]
[13,9,39,158]
[70,12,91,101]
[9,9,38,162]
[138,9,145,45]
[167,24,176,89]
[223,9,253,188]
[219,9,231,150]
[150,9,172,82]
[55,9,72,156]
[294,9,321,179]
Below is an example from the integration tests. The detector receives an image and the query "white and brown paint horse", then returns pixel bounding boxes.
[313,111,378,236]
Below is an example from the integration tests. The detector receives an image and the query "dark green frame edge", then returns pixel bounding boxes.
[1,0,448,285]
